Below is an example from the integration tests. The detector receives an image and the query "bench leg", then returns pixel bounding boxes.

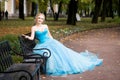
[37,68,41,80]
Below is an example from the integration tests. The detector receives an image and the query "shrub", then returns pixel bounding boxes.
[0,34,21,55]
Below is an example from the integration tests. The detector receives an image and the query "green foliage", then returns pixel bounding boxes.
[30,0,39,3]
[81,0,92,3]
[112,0,119,11]
[0,34,22,63]
[0,34,17,42]
[12,55,23,63]
[0,34,21,55]
[106,17,120,23]
[38,0,48,12]
[78,0,94,11]
[53,0,70,4]
[29,0,49,12]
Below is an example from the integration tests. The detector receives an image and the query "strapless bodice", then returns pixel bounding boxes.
[35,28,50,43]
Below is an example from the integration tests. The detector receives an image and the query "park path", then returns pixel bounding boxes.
[41,27,120,80]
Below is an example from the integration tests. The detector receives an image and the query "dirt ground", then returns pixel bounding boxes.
[41,27,120,80]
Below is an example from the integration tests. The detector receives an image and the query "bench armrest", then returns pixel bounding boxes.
[33,48,51,58]
[12,47,51,58]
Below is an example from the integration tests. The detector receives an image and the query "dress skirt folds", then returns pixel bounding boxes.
[33,29,103,76]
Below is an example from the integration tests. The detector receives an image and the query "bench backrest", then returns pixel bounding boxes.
[18,33,36,55]
[0,40,13,72]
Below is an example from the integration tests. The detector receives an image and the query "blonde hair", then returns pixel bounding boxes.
[34,13,45,25]
[35,13,45,20]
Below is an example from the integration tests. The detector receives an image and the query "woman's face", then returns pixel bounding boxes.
[36,14,45,24]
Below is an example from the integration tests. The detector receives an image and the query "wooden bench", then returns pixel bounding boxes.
[0,40,41,80]
[18,33,51,74]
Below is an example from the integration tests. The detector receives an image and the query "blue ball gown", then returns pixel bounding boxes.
[33,28,103,76]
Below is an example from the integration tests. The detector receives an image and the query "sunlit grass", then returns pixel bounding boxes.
[0,17,119,38]
[0,18,34,27]
[0,17,119,36]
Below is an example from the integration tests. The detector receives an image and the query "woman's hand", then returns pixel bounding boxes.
[22,34,26,37]
[22,34,29,39]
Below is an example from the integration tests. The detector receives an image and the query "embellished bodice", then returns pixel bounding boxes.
[35,28,50,43]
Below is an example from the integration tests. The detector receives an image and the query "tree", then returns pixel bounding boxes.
[30,0,48,19]
[54,1,63,21]
[0,0,8,21]
[49,0,59,21]
[31,2,37,17]
[38,0,48,20]
[118,0,120,17]
[78,0,93,17]
[0,2,1,21]
[19,0,24,20]
[108,0,114,18]
[101,0,108,22]
[92,0,103,23]
[112,0,120,17]
[67,0,78,25]
[49,0,70,21]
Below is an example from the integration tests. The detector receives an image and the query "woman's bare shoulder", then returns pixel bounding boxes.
[31,26,37,30]
[43,24,48,26]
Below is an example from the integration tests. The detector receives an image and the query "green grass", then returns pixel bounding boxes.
[0,19,34,27]
[0,16,120,39]
[0,16,120,41]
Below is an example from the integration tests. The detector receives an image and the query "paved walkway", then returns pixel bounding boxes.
[41,27,120,80]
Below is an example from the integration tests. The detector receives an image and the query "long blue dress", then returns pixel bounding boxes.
[33,28,103,76]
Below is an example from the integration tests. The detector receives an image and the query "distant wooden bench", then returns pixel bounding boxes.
[0,40,41,80]
[18,33,51,74]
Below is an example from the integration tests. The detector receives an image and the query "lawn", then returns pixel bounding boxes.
[0,17,120,45]
[0,17,119,38]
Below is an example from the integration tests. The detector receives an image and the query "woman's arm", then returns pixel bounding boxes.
[22,26,35,40]
[46,25,53,39]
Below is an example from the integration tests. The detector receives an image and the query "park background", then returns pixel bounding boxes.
[0,0,120,75]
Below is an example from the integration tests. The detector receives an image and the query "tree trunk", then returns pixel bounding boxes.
[0,2,1,21]
[0,11,1,21]
[118,0,120,17]
[49,0,55,18]
[109,0,114,18]
[31,2,37,17]
[67,0,78,25]
[101,0,108,22]
[92,0,103,23]
[19,0,24,20]
[54,1,62,21]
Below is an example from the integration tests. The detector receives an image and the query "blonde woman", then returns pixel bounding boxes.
[22,13,103,76]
